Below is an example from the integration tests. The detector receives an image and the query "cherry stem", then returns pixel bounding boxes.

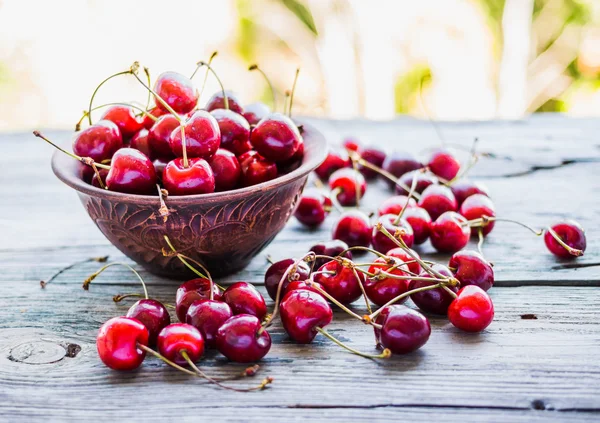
[249,64,277,111]
[191,51,217,104]
[352,266,372,315]
[143,67,152,111]
[546,226,584,257]
[359,267,448,282]
[442,285,458,299]
[315,327,391,360]
[130,63,182,121]
[283,91,291,116]
[76,102,158,131]
[446,139,479,186]
[329,187,345,212]
[87,69,133,125]
[288,68,300,118]
[156,185,170,222]
[265,255,275,265]
[33,131,111,170]
[466,216,543,236]
[196,60,228,110]
[91,162,106,189]
[82,262,148,299]
[349,156,361,208]
[180,125,189,168]
[40,255,109,288]
[356,158,418,199]
[340,246,388,260]
[305,280,364,322]
[477,227,485,257]
[394,168,422,225]
[112,293,145,302]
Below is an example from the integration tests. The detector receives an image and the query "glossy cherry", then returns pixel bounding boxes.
[205,90,244,114]
[105,148,157,194]
[162,157,215,195]
[365,257,411,306]
[358,146,386,180]
[313,259,364,305]
[374,305,431,354]
[222,282,267,320]
[211,109,252,156]
[126,299,171,345]
[342,137,361,153]
[381,151,423,189]
[130,129,152,158]
[314,149,350,180]
[216,314,271,362]
[154,71,199,114]
[208,148,241,191]
[294,188,332,227]
[284,280,327,298]
[417,184,458,221]
[175,278,222,323]
[544,220,587,258]
[90,168,109,188]
[328,168,366,207]
[186,299,232,348]
[449,250,494,292]
[96,316,149,371]
[371,214,414,254]
[451,179,490,206]
[243,102,270,125]
[308,239,353,269]
[148,114,179,159]
[264,258,311,301]
[396,170,438,195]
[377,195,416,216]
[280,289,333,343]
[430,211,471,253]
[157,323,205,365]
[239,151,277,186]
[142,106,168,130]
[410,264,458,315]
[448,285,494,332]
[169,110,220,160]
[401,206,432,245]
[460,194,496,236]
[73,120,122,162]
[250,113,303,162]
[427,148,460,181]
[276,142,304,174]
[386,247,422,275]
[100,105,143,139]
[332,210,372,248]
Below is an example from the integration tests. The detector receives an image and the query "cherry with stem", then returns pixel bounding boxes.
[190,51,218,102]
[76,102,158,131]
[86,68,135,125]
[40,255,108,288]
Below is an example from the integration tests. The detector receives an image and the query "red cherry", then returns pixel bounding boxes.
[365,257,411,306]
[451,179,490,206]
[243,102,270,125]
[250,113,303,162]
[328,168,366,207]
[100,105,143,139]
[382,151,423,189]
[294,188,332,227]
[401,207,432,244]
[430,211,471,253]
[308,239,353,269]
[374,305,431,354]
[186,299,232,348]
[154,71,198,114]
[211,109,251,156]
[73,120,122,162]
[222,282,267,319]
[280,289,333,343]
[396,170,438,195]
[175,278,222,323]
[239,151,277,186]
[142,106,168,130]
[449,250,494,291]
[342,137,361,152]
[386,247,422,275]
[460,194,496,235]
[157,323,205,365]
[130,129,152,158]
[105,148,157,194]
[332,210,372,248]
[371,214,414,254]
[264,258,311,302]
[314,149,350,180]
[417,184,458,220]
[208,148,241,191]
[126,299,171,345]
[205,90,244,114]
[377,195,416,216]
[162,158,215,196]
[97,316,149,371]
[169,110,220,160]
[90,168,109,188]
[427,148,460,181]
[448,285,494,332]
[276,142,304,174]
[284,280,327,298]
[313,259,364,305]
[148,114,179,159]
[410,264,458,315]
[358,146,386,180]
[544,220,587,258]
[216,315,271,363]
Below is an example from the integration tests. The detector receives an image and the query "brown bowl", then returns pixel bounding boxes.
[52,121,327,278]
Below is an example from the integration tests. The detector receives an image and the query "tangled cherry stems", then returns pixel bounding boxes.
[315,327,391,360]
[394,167,423,225]
[196,60,229,110]
[82,262,148,298]
[190,51,218,101]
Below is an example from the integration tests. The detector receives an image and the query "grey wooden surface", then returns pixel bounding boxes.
[0,115,599,422]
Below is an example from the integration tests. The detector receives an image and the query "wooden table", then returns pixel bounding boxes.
[1,115,599,422]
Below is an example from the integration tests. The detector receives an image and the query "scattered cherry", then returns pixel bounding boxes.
[386,247,422,275]
[381,151,423,189]
[314,149,350,180]
[186,299,232,348]
[216,315,271,362]
[371,214,414,253]
[222,282,267,319]
[357,146,386,180]
[374,305,431,354]
[430,211,471,253]
[126,299,171,346]
[409,264,458,315]
[427,148,460,181]
[418,184,458,221]
[294,188,332,227]
[328,168,366,207]
[157,323,205,366]
[401,206,432,245]
[365,257,411,306]
[280,289,333,343]
[396,170,438,195]
[544,220,587,258]
[284,280,327,298]
[451,179,490,206]
[264,258,311,301]
[449,250,494,292]
[377,195,416,216]
[448,285,494,332]
[460,194,496,236]
[175,278,222,323]
[332,210,372,248]
[97,316,149,371]
[308,239,352,269]
[313,259,364,305]
[342,137,361,153]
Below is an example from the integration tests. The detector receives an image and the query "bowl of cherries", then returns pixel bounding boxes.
[41,59,326,278]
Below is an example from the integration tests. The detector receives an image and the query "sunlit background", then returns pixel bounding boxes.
[0,0,599,131]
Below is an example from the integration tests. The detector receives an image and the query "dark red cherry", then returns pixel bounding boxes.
[396,170,438,195]
[342,137,361,153]
[374,305,431,354]
[332,210,371,248]
[130,129,152,158]
[410,264,458,315]
[97,316,149,371]
[284,280,327,298]
[308,239,352,269]
[264,258,311,301]
[313,259,364,305]
[544,220,587,258]
[100,105,143,139]
[157,323,204,365]
[371,214,414,254]
[448,285,494,332]
[175,278,222,323]
[216,315,271,362]
[186,299,232,348]
[243,102,270,125]
[239,150,277,186]
[449,250,494,291]
[210,109,251,156]
[294,188,332,227]
[250,113,303,162]
[169,110,220,160]
[208,148,241,191]
[417,184,458,220]
[73,120,122,162]
[314,149,350,180]
[386,247,422,275]
[427,148,460,181]
[430,211,470,253]
[205,90,244,115]
[460,194,496,235]
[90,168,109,188]
[401,207,431,245]
[382,151,423,189]
[148,114,179,159]
[328,168,366,207]
[276,142,304,174]
[222,282,267,320]
[451,179,490,206]
[280,289,333,343]
[105,148,157,194]
[377,195,416,216]
[365,257,411,306]
[126,299,171,345]
[154,71,198,114]
[358,146,386,180]
[143,106,168,130]
[162,158,215,196]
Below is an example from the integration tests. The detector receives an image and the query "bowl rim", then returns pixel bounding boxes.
[51,119,327,205]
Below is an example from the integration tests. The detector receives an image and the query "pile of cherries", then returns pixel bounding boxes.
[35,57,304,196]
